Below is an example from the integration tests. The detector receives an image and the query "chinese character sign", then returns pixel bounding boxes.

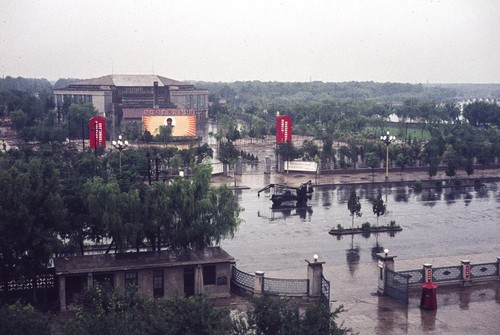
[276,115,292,143]
[89,116,106,149]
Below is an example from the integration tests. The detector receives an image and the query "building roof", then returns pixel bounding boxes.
[71,74,188,88]
[54,247,235,275]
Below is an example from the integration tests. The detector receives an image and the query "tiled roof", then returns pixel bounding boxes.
[54,247,234,275]
[72,74,187,87]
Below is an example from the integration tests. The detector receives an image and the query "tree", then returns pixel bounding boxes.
[63,287,232,335]
[218,139,239,165]
[364,152,380,181]
[347,190,362,228]
[82,177,125,253]
[276,141,300,162]
[156,125,172,147]
[395,152,410,179]
[0,157,66,302]
[443,144,461,179]
[0,302,51,335]
[235,295,355,335]
[372,193,386,227]
[66,103,97,140]
[420,142,440,179]
[9,109,28,133]
[301,139,320,160]
[165,164,242,251]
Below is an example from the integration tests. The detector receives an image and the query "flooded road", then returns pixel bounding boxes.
[221,179,500,303]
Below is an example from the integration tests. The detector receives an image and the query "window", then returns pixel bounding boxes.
[203,265,216,285]
[125,271,138,290]
[153,270,164,298]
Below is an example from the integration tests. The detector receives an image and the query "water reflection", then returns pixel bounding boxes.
[394,188,409,202]
[345,235,360,276]
[257,206,313,222]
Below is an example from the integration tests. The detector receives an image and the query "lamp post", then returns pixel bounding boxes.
[112,135,129,174]
[380,131,395,181]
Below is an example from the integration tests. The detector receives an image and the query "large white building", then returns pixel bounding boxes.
[54,74,208,137]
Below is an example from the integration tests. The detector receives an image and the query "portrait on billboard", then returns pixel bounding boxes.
[142,109,196,137]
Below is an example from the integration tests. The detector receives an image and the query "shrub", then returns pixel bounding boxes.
[361,222,371,231]
[389,220,397,227]
[336,224,344,231]
[414,180,423,192]
[0,302,51,335]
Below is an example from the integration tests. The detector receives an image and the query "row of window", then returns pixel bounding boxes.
[124,265,217,298]
[55,94,93,105]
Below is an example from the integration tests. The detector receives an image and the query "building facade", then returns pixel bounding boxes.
[54,247,234,311]
[54,74,208,138]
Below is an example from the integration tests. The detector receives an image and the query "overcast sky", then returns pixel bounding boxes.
[1,0,499,83]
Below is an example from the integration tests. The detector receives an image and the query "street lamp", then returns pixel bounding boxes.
[112,135,129,174]
[380,131,395,181]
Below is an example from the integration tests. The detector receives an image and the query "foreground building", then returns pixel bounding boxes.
[54,247,234,311]
[54,74,208,138]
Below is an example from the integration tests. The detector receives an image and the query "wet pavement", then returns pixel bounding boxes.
[211,140,500,334]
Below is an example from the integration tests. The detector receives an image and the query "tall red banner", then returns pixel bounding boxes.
[276,115,292,143]
[89,116,106,149]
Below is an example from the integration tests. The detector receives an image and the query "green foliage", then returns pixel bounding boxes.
[371,193,386,226]
[66,103,97,140]
[347,190,362,228]
[166,164,242,251]
[0,156,66,281]
[389,220,398,228]
[361,222,371,231]
[235,295,355,335]
[0,302,51,335]
[276,141,300,162]
[218,139,239,164]
[64,287,231,335]
[413,180,423,192]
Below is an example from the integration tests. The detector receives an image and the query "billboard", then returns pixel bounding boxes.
[143,109,196,137]
[89,116,106,149]
[276,115,292,143]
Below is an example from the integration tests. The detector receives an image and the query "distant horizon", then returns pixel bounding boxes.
[2,73,500,86]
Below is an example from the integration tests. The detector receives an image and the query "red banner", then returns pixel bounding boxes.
[89,116,106,149]
[276,115,292,143]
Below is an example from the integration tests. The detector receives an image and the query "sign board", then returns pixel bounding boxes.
[143,109,196,137]
[276,115,292,143]
[284,160,317,172]
[89,116,106,149]
[426,268,432,283]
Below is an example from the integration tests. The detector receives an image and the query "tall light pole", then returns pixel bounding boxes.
[112,134,129,174]
[380,131,395,181]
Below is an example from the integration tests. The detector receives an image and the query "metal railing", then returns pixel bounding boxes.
[231,266,316,298]
[385,269,410,304]
[232,267,254,290]
[471,262,498,278]
[398,269,423,285]
[396,261,498,287]
[264,277,308,296]
[432,265,462,282]
[320,274,330,308]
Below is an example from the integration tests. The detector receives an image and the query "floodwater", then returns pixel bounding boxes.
[223,175,499,265]
[220,173,500,302]
[220,173,500,333]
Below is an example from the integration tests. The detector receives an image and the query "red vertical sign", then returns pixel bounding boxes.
[89,116,106,149]
[464,264,470,280]
[426,268,432,283]
[276,115,292,143]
